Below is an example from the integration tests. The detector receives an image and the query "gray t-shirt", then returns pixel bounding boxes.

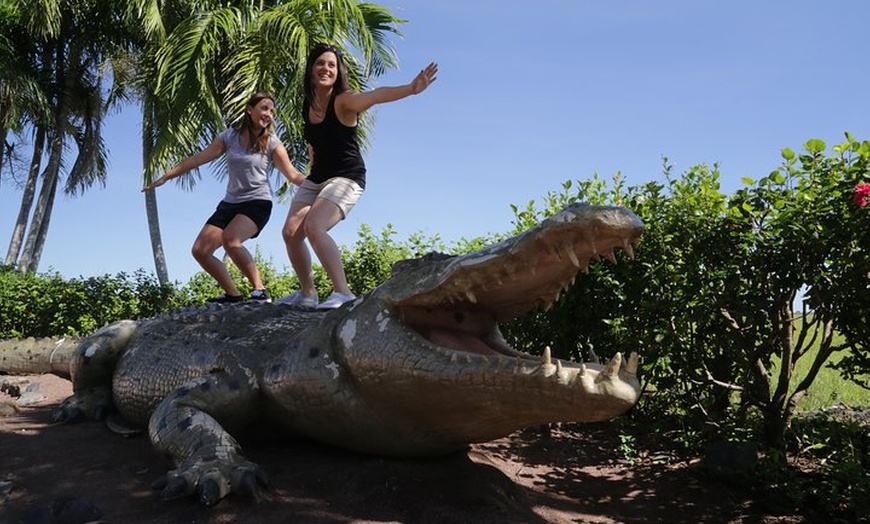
[219,128,281,203]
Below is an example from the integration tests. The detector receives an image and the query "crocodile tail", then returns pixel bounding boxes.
[0,336,80,379]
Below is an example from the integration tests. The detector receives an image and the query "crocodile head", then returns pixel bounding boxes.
[329,203,644,455]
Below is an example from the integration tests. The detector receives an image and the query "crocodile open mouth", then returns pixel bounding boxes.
[387,204,644,358]
[396,304,516,357]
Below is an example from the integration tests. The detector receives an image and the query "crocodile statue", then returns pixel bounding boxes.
[0,203,644,506]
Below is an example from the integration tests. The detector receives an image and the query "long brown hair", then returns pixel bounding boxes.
[303,44,350,107]
[237,92,275,153]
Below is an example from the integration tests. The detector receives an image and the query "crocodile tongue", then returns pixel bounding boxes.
[397,305,508,356]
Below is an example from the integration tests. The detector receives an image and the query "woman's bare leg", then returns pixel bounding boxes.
[303,199,352,296]
[191,224,240,296]
[283,202,317,296]
[222,215,262,290]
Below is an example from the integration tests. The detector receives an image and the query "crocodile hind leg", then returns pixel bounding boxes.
[148,371,267,506]
[52,320,138,422]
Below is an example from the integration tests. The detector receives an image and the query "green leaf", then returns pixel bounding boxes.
[804,138,826,153]
[781,147,795,160]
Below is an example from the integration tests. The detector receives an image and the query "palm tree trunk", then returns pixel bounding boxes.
[5,127,46,267]
[142,99,170,285]
[18,129,62,273]
[0,127,7,176]
[25,166,58,273]
[144,189,169,284]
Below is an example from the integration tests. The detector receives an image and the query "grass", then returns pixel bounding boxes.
[771,319,870,413]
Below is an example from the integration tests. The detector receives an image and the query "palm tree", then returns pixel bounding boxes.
[0,0,58,268]
[121,0,205,284]
[133,0,403,283]
[3,0,133,272]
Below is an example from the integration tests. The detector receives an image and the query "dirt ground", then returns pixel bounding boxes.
[0,374,808,524]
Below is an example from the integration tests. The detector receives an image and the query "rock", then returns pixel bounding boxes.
[0,478,14,506]
[699,441,758,482]
[14,496,102,524]
[0,397,20,417]
[1,382,22,398]
[15,392,46,407]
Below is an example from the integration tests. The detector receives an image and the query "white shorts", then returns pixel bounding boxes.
[292,177,364,218]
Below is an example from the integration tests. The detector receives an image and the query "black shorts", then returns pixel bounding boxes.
[205,199,273,239]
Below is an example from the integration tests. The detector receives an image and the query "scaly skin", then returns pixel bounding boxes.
[0,203,644,506]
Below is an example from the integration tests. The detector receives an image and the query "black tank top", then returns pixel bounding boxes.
[303,95,366,189]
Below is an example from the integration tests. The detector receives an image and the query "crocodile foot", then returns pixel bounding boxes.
[51,386,113,423]
[151,456,271,506]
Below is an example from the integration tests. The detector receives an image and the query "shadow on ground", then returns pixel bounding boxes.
[0,375,807,524]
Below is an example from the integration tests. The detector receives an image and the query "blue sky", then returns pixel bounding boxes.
[2,1,869,284]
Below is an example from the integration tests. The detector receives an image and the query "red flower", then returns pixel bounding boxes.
[855,183,870,208]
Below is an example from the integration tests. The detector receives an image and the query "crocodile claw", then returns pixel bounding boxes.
[197,475,228,507]
[153,457,269,506]
[234,468,271,500]
[52,387,113,423]
[153,475,194,501]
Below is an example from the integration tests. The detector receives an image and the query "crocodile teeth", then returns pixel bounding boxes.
[588,347,600,364]
[622,239,635,259]
[604,250,617,264]
[565,244,581,268]
[570,363,588,386]
[465,290,478,303]
[627,352,639,374]
[556,359,573,383]
[542,346,552,366]
[602,352,623,379]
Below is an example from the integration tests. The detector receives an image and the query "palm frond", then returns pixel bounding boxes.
[17,0,62,40]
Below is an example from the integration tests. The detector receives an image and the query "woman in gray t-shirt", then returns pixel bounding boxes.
[144,92,305,303]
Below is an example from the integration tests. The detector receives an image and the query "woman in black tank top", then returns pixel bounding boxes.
[276,43,438,310]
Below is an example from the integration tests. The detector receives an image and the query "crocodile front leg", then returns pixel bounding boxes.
[148,371,267,506]
[52,320,138,422]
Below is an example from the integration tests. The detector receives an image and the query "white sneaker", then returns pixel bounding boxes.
[317,292,356,310]
[275,291,319,309]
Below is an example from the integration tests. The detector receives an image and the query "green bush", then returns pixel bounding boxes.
[762,409,870,523]
[502,136,869,451]
[342,224,445,296]
[0,266,181,337]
